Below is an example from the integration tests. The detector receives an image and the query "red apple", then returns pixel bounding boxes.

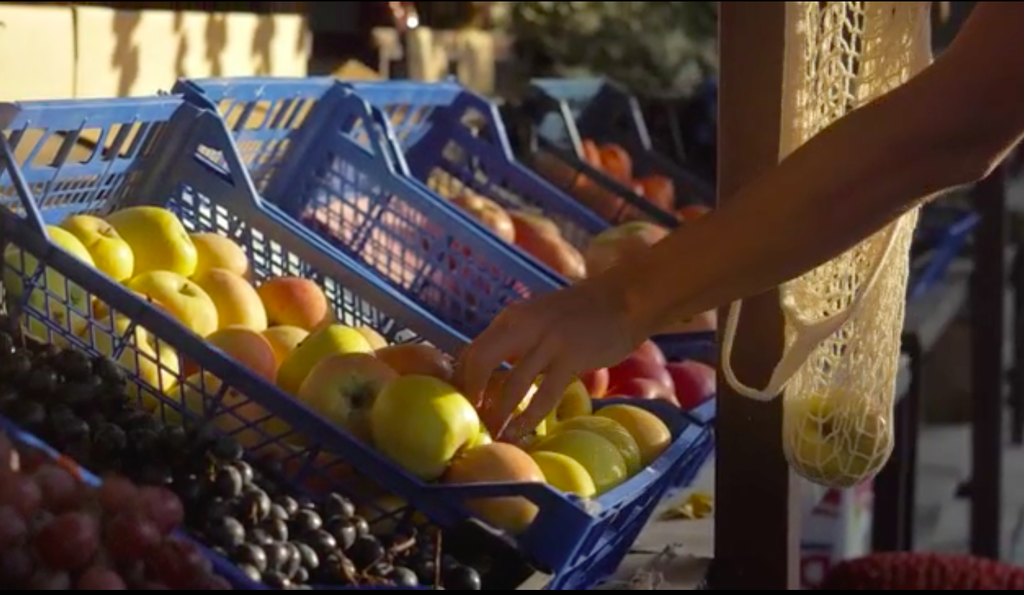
[609,377,679,407]
[632,340,667,367]
[579,368,610,398]
[607,355,674,395]
[666,360,716,410]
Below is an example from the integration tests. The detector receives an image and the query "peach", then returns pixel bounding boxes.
[515,230,587,281]
[193,268,268,332]
[257,277,331,331]
[190,232,250,279]
[263,326,310,367]
[181,325,280,381]
[375,343,454,382]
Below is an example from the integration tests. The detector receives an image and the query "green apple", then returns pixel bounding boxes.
[60,214,135,283]
[371,374,481,481]
[4,225,94,341]
[106,206,198,277]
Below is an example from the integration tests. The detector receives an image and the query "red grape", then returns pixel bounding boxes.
[34,511,101,571]
[141,581,171,590]
[0,472,41,517]
[77,566,128,590]
[17,446,48,473]
[99,476,140,514]
[105,511,161,562]
[0,505,27,548]
[0,431,13,472]
[33,465,80,512]
[190,575,233,590]
[26,570,72,590]
[0,546,35,587]
[138,486,184,535]
[146,538,211,589]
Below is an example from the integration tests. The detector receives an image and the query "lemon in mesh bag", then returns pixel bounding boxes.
[721,1,933,488]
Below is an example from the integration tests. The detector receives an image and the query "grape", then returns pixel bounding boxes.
[0,505,28,548]
[146,538,212,589]
[26,570,72,590]
[0,431,13,472]
[0,545,35,587]
[34,511,101,571]
[77,566,128,590]
[141,582,171,590]
[106,512,161,562]
[0,472,42,517]
[138,486,184,535]
[190,575,233,590]
[99,476,140,513]
[33,464,80,512]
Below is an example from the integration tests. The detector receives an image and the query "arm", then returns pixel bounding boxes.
[619,2,1024,338]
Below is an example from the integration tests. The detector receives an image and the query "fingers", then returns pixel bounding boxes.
[483,345,551,439]
[456,312,518,408]
[504,365,574,442]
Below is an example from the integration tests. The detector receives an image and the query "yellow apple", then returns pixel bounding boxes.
[127,271,219,337]
[4,225,94,342]
[190,232,249,279]
[276,324,373,396]
[531,451,596,499]
[59,214,135,283]
[106,206,198,277]
[784,392,892,488]
[553,416,643,476]
[595,404,672,466]
[355,326,389,351]
[296,353,399,444]
[466,424,493,449]
[538,378,594,435]
[262,326,310,367]
[531,430,628,495]
[192,268,268,332]
[371,375,481,481]
[85,313,180,409]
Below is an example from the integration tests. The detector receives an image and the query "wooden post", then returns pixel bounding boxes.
[712,2,801,590]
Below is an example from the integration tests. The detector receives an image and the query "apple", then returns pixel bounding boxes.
[297,353,399,444]
[584,221,669,276]
[784,393,892,487]
[59,214,135,283]
[554,416,642,476]
[531,451,596,499]
[610,377,680,407]
[262,326,310,367]
[375,343,454,382]
[666,360,716,410]
[633,340,667,367]
[4,225,94,341]
[370,375,481,481]
[257,277,331,332]
[168,327,278,448]
[450,191,516,244]
[127,271,219,337]
[190,232,250,279]
[192,268,268,332]
[509,210,561,243]
[579,368,610,399]
[595,404,673,466]
[443,443,546,536]
[87,313,180,410]
[276,324,373,396]
[607,355,674,395]
[354,326,389,351]
[531,430,628,495]
[106,206,198,277]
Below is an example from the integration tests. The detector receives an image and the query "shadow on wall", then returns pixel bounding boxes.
[112,10,141,97]
[174,10,187,78]
[253,13,275,75]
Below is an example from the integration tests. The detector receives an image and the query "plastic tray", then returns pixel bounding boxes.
[0,95,708,590]
[529,78,715,208]
[908,206,980,300]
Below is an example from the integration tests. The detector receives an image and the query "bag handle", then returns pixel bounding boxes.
[720,222,903,400]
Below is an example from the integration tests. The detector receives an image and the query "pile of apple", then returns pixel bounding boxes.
[575,140,713,225]
[581,339,715,412]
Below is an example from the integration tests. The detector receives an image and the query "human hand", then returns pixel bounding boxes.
[455,273,644,441]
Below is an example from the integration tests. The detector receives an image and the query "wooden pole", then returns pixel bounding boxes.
[712,2,800,590]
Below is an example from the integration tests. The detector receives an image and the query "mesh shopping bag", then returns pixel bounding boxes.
[721,1,934,488]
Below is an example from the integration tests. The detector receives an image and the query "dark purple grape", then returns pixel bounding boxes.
[5,399,46,433]
[230,461,254,486]
[92,423,128,461]
[290,509,322,536]
[92,355,125,386]
[352,516,370,538]
[282,542,302,578]
[323,493,356,520]
[268,504,289,522]
[51,414,90,448]
[444,564,483,591]
[260,518,288,542]
[206,516,246,550]
[273,496,299,518]
[262,571,291,589]
[263,542,291,573]
[293,567,310,585]
[210,436,242,462]
[27,366,59,396]
[233,543,268,574]
[237,563,262,583]
[237,488,271,524]
[389,566,420,588]
[54,349,93,381]
[213,466,243,500]
[294,542,319,571]
[2,351,33,380]
[348,536,385,571]
[325,517,358,552]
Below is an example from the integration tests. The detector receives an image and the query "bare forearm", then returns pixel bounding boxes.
[615,7,1024,339]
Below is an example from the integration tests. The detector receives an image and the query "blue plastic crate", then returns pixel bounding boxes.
[0,413,260,589]
[530,78,715,208]
[501,92,681,228]
[908,206,979,300]
[0,95,708,589]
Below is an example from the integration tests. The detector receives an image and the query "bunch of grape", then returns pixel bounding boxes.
[0,430,232,590]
